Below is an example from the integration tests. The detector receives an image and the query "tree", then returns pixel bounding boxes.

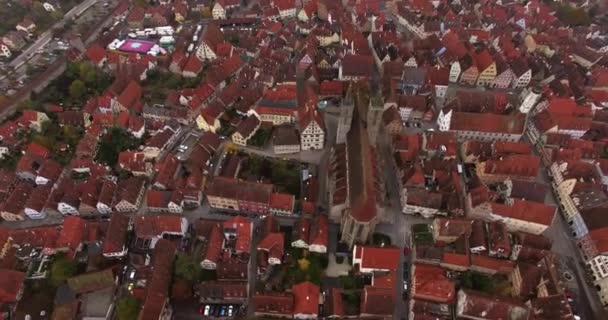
[174,253,202,282]
[298,258,311,271]
[556,5,591,26]
[116,295,141,320]
[17,99,37,111]
[96,127,142,167]
[69,80,86,100]
[79,62,97,84]
[50,254,77,287]
[472,273,494,292]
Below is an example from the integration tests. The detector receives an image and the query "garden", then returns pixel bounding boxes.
[95,127,145,168]
[238,154,301,196]
[34,62,113,108]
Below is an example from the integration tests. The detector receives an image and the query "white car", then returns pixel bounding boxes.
[403,281,408,291]
[228,305,234,317]
[203,305,211,316]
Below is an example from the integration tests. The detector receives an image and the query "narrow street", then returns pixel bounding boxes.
[375,126,431,320]
[540,167,607,320]
[526,135,608,320]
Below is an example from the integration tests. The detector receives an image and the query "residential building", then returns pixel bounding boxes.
[269,192,295,215]
[299,106,325,151]
[273,125,300,154]
[232,115,261,146]
[456,289,530,319]
[102,213,130,258]
[133,215,188,250]
[196,23,225,60]
[138,239,177,320]
[292,281,319,319]
[206,177,273,215]
[113,177,146,213]
[437,110,526,142]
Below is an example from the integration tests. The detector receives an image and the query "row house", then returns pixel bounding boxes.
[291,215,329,253]
[299,106,325,151]
[196,23,226,61]
[437,110,526,142]
[147,190,184,214]
[232,115,261,146]
[113,177,146,213]
[133,215,188,250]
[206,177,274,215]
[255,84,299,125]
[273,125,301,154]
[102,213,130,258]
[212,0,240,19]
[253,281,320,319]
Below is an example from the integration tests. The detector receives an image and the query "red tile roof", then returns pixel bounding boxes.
[292,281,319,316]
[457,289,530,319]
[310,214,328,248]
[133,215,184,238]
[474,49,494,71]
[412,263,455,303]
[269,192,295,212]
[37,159,63,184]
[491,199,556,226]
[25,141,49,159]
[102,212,130,256]
[293,218,310,244]
[56,216,86,254]
[450,112,526,135]
[207,177,273,205]
[0,269,25,303]
[204,224,223,265]
[483,155,540,178]
[223,216,252,253]
[139,239,177,320]
[117,80,142,111]
[86,44,106,65]
[253,292,294,315]
[355,245,400,271]
[341,55,374,78]
[361,285,394,316]
[470,255,515,275]
[257,232,284,260]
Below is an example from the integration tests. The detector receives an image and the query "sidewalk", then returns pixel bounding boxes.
[325,253,351,277]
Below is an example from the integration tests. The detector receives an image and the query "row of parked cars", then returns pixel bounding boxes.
[198,304,239,318]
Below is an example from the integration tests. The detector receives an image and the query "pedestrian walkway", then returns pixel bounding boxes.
[325,253,351,277]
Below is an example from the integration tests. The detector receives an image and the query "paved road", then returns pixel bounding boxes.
[527,136,607,320]
[7,0,99,69]
[373,126,432,320]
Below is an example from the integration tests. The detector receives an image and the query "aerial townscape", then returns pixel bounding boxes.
[1,0,608,319]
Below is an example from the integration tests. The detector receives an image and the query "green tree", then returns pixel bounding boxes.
[17,99,37,111]
[95,127,142,167]
[116,295,141,320]
[79,62,97,84]
[69,80,86,100]
[50,254,77,287]
[556,5,591,25]
[472,273,494,292]
[174,253,202,282]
